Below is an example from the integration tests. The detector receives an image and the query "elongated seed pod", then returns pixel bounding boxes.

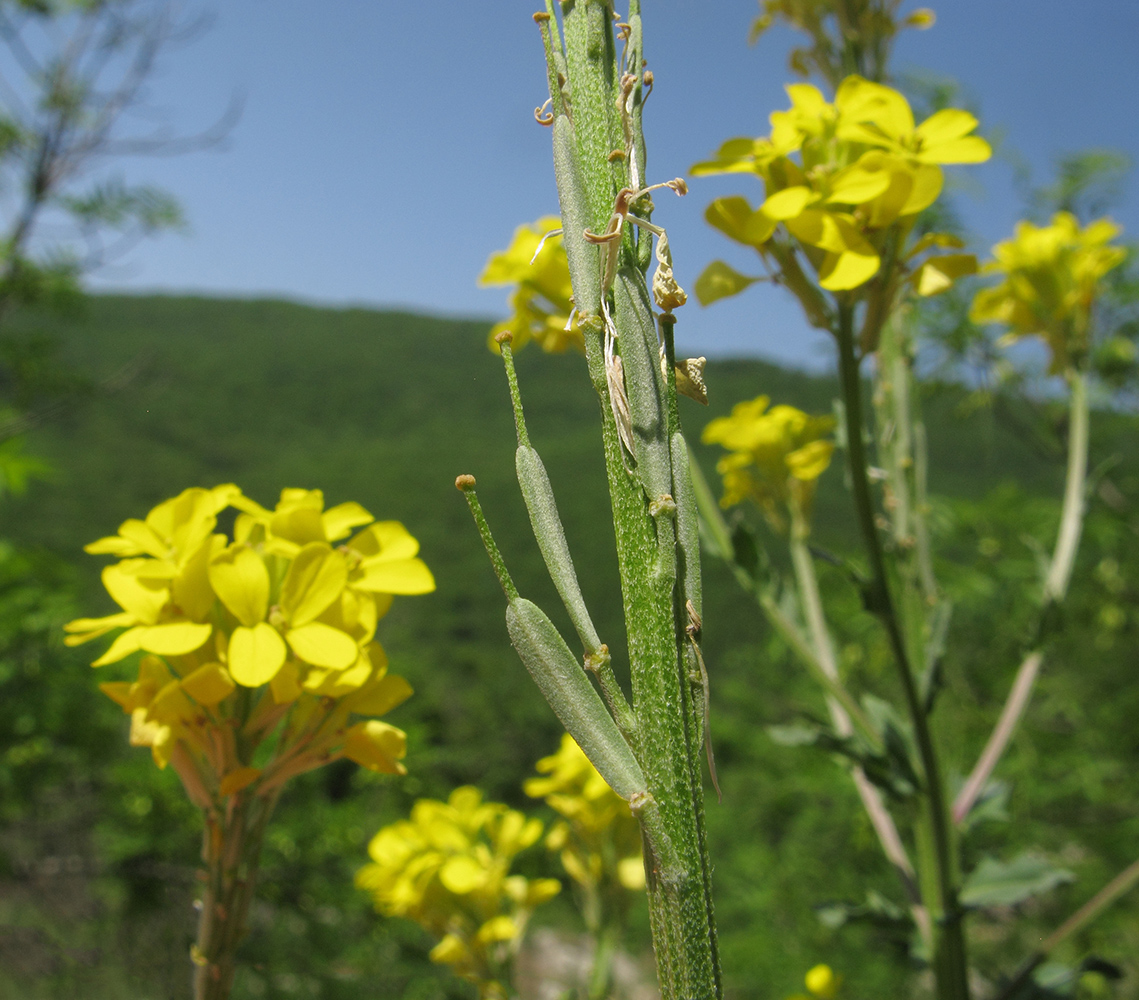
[516,444,603,655]
[506,597,645,801]
[614,269,673,503]
[552,115,601,316]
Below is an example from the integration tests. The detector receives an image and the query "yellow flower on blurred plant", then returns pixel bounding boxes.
[702,395,835,533]
[786,962,843,1000]
[357,786,560,999]
[970,212,1126,373]
[479,216,583,354]
[525,733,645,898]
[65,485,426,784]
[693,76,988,295]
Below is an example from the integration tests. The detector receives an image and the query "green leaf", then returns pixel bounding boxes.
[961,852,1075,909]
[694,260,761,306]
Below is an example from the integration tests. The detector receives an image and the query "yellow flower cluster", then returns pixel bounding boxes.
[356,786,560,999]
[525,733,645,897]
[702,396,835,531]
[970,211,1127,372]
[63,486,433,792]
[693,75,989,293]
[478,216,583,354]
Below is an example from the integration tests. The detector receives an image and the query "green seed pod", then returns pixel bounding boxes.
[516,444,603,655]
[552,115,600,317]
[506,597,645,801]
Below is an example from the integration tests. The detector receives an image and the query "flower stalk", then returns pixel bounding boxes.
[836,305,968,1000]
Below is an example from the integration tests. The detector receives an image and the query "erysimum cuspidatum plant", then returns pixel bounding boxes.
[65,484,434,1000]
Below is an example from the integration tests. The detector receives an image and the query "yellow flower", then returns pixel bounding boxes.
[478,217,583,354]
[67,485,422,799]
[805,963,842,999]
[702,395,835,530]
[693,77,989,295]
[63,485,240,665]
[970,212,1126,372]
[357,787,559,997]
[525,733,645,894]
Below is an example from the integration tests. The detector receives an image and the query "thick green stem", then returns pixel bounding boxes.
[835,306,968,1000]
[537,6,720,996]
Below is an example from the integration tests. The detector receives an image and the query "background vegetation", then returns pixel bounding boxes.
[0,293,1136,998]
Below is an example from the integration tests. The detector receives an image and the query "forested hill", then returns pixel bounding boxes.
[5,292,1103,570]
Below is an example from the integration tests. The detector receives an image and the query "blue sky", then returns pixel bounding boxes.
[78,1,1139,367]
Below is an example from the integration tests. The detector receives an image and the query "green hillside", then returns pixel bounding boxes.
[2,295,1137,999]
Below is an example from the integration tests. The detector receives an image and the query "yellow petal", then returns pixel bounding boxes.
[280,542,348,625]
[227,622,287,687]
[136,622,213,656]
[84,533,147,556]
[351,557,435,595]
[913,253,978,296]
[342,720,407,774]
[818,250,880,290]
[899,163,944,215]
[348,521,420,561]
[703,196,776,248]
[98,681,134,711]
[91,626,145,666]
[916,108,979,145]
[173,534,224,622]
[321,502,373,542]
[348,672,414,717]
[269,660,303,704]
[477,916,519,944]
[440,855,486,894]
[827,162,893,205]
[285,621,359,669]
[219,766,261,796]
[920,135,991,165]
[787,440,835,481]
[428,934,467,966]
[102,561,169,624]
[181,662,236,706]
[762,185,815,220]
[63,610,133,633]
[208,545,269,628]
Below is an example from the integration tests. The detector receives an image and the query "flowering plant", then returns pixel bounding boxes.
[65,485,434,999]
[356,786,560,999]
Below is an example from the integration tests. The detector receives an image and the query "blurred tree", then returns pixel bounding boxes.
[0,0,235,494]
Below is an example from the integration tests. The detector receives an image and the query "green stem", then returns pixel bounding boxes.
[1045,369,1089,602]
[954,369,1090,824]
[835,305,968,1000]
[537,6,720,996]
[192,790,280,1000]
